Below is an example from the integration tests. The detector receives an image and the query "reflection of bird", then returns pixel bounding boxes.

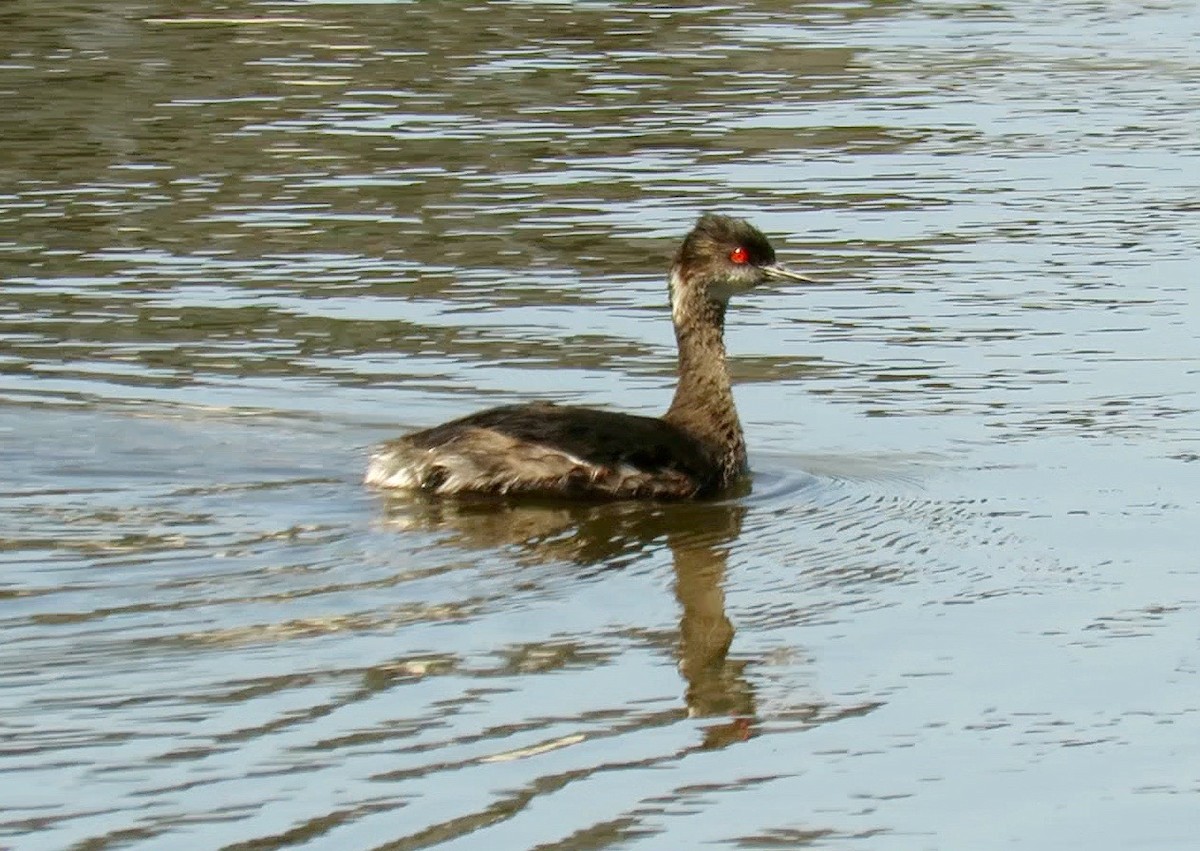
[381,484,756,727]
[367,214,813,499]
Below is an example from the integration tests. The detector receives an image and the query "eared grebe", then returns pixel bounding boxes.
[366,214,813,500]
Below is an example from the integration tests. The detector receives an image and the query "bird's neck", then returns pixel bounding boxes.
[663,268,747,481]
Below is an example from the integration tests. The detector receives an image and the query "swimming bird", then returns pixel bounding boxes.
[366,214,813,500]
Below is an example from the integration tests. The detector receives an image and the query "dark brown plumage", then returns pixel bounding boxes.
[366,214,813,500]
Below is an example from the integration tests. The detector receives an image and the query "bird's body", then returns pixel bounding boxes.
[366,214,812,500]
[366,402,720,499]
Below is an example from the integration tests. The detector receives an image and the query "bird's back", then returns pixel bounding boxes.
[365,402,722,499]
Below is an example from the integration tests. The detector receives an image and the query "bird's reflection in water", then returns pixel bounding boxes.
[380,488,760,748]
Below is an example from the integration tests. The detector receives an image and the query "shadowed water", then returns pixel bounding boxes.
[2,1,1198,848]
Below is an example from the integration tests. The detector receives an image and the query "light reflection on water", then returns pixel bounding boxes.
[1,0,1198,848]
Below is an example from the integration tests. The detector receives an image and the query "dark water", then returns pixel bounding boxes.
[2,1,1198,848]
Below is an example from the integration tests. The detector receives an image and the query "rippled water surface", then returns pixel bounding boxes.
[2,1,1198,848]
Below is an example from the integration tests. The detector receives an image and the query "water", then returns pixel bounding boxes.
[2,1,1198,848]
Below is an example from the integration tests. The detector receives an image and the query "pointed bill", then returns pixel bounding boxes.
[760,262,817,283]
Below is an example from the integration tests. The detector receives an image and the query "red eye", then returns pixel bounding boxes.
[729,246,749,264]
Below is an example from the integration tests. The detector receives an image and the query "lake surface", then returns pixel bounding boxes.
[2,1,1198,848]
